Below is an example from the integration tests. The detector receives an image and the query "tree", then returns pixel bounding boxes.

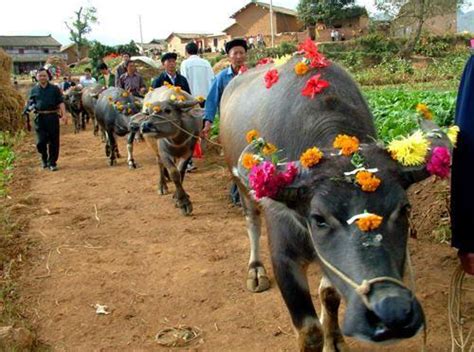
[375,0,469,57]
[297,0,364,27]
[65,6,98,60]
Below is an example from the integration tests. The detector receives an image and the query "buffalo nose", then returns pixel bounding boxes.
[372,295,413,329]
[141,121,152,132]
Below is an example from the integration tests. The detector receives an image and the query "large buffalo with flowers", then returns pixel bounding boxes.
[220,38,458,351]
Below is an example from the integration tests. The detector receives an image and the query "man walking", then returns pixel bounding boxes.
[117,61,147,97]
[203,38,248,205]
[152,52,191,93]
[115,52,131,87]
[79,68,96,87]
[180,42,214,102]
[25,68,67,171]
[97,63,115,87]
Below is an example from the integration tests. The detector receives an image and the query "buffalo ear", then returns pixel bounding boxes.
[398,119,453,188]
[188,107,204,119]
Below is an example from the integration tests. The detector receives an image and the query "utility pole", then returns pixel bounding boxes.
[269,0,275,47]
[139,15,144,52]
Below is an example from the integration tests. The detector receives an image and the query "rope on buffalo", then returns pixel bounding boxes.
[448,265,473,352]
[167,118,223,147]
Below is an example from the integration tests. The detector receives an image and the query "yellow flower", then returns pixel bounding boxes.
[387,130,430,166]
[246,130,259,144]
[274,55,292,67]
[356,214,383,232]
[355,171,381,192]
[416,103,433,120]
[108,96,113,102]
[153,105,161,113]
[145,102,152,108]
[148,87,153,92]
[294,61,309,76]
[242,153,260,169]
[174,86,182,93]
[170,94,177,101]
[262,143,278,155]
[127,108,132,114]
[447,125,460,147]
[177,95,186,102]
[300,147,323,168]
[196,95,205,102]
[333,134,360,156]
[122,92,129,97]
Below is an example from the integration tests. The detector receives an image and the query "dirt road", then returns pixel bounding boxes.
[10,123,466,351]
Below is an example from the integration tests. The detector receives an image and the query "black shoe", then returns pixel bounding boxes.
[41,160,48,169]
[49,165,58,171]
[186,161,197,173]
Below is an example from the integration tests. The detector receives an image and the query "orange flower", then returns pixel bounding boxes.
[416,103,433,120]
[242,153,260,169]
[246,130,260,144]
[177,95,186,102]
[294,61,309,76]
[355,171,381,192]
[333,134,360,156]
[122,92,129,97]
[196,95,205,102]
[300,147,323,168]
[108,96,113,102]
[174,86,182,93]
[356,214,383,232]
[262,143,278,155]
[153,105,161,113]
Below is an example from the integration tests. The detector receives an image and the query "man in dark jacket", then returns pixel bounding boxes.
[115,52,130,87]
[151,52,191,94]
[25,68,67,171]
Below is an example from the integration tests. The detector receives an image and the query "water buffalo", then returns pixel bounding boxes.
[64,87,85,133]
[220,55,452,350]
[131,86,202,215]
[81,83,104,137]
[94,87,142,167]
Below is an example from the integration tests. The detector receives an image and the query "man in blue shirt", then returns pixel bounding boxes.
[202,38,248,138]
[203,39,247,205]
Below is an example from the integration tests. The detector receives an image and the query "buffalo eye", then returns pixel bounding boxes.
[312,214,329,229]
[163,107,172,114]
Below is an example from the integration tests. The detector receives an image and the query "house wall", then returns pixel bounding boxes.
[392,12,457,36]
[167,35,189,56]
[276,13,302,33]
[0,45,64,74]
[233,3,273,36]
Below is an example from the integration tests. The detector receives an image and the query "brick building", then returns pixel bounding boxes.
[165,32,228,56]
[0,35,64,74]
[60,43,89,65]
[223,1,303,40]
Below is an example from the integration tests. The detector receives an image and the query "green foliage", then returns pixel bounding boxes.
[0,132,19,197]
[247,41,298,67]
[364,88,457,142]
[297,0,361,26]
[65,6,98,50]
[115,41,140,56]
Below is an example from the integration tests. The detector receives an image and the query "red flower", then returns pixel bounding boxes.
[298,38,330,68]
[257,57,274,66]
[427,146,451,178]
[264,68,279,89]
[238,65,248,75]
[301,74,330,99]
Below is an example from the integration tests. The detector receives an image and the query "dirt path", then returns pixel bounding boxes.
[12,123,464,351]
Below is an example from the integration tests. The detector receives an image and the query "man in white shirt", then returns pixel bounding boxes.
[180,42,214,102]
[79,68,97,87]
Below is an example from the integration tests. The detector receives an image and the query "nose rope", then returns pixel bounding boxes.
[305,222,427,352]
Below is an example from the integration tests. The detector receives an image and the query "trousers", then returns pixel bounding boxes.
[34,114,60,166]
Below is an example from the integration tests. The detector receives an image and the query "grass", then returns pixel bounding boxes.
[0,132,21,197]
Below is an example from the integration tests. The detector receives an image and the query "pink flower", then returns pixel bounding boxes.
[238,65,248,75]
[264,68,279,89]
[249,161,297,199]
[257,57,274,66]
[427,146,451,178]
[298,38,330,68]
[301,74,330,99]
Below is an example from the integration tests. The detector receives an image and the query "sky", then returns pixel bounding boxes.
[1,0,378,46]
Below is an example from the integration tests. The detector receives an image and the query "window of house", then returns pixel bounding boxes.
[213,38,218,47]
[43,48,49,54]
[18,48,24,54]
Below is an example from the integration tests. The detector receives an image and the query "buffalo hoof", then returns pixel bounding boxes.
[246,264,270,292]
[128,160,137,169]
[323,338,349,352]
[180,202,193,216]
[159,185,169,195]
[298,320,324,352]
[109,159,116,166]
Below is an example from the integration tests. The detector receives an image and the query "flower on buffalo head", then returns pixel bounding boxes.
[298,38,330,68]
[416,103,433,120]
[387,130,430,166]
[294,61,309,76]
[447,125,460,147]
[257,57,274,66]
[274,55,292,67]
[262,143,278,156]
[300,147,323,168]
[249,161,298,199]
[356,214,383,232]
[242,153,260,169]
[264,68,279,89]
[301,74,330,99]
[153,105,161,113]
[246,130,260,144]
[108,96,113,102]
[122,92,129,98]
[355,171,381,192]
[333,134,360,156]
[426,146,451,178]
[196,95,205,103]
[238,65,248,75]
